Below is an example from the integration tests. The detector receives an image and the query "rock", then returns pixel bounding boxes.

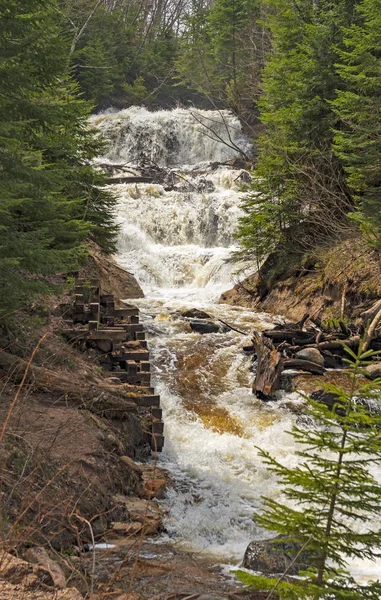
[23,547,66,589]
[112,521,143,535]
[96,339,113,353]
[0,552,56,589]
[123,497,163,534]
[92,514,108,536]
[181,308,211,319]
[143,478,166,499]
[195,177,215,193]
[243,344,255,355]
[295,348,324,367]
[189,319,225,334]
[242,536,311,575]
[104,376,122,385]
[365,362,381,379]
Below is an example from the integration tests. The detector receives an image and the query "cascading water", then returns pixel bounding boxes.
[94,107,381,583]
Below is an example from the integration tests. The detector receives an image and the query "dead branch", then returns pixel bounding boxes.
[0,350,137,418]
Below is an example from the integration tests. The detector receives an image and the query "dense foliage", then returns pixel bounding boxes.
[0,0,117,319]
[237,0,381,274]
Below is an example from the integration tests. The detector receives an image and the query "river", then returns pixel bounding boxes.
[92,106,381,584]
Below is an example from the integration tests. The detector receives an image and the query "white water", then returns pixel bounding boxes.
[95,107,381,583]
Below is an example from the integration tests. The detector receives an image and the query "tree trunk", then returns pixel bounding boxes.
[253,333,283,399]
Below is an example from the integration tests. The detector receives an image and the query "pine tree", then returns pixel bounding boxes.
[237,0,356,269]
[332,0,381,245]
[0,0,117,320]
[237,346,381,599]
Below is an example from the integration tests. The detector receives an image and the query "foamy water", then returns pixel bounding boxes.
[93,106,381,583]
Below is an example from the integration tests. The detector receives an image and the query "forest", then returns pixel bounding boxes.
[1,0,380,321]
[1,1,381,599]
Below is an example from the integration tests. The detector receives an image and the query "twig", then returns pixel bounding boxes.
[76,514,96,596]
[217,318,247,335]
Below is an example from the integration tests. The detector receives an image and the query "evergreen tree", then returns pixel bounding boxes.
[0,0,117,320]
[332,0,381,245]
[237,0,356,271]
[237,346,381,599]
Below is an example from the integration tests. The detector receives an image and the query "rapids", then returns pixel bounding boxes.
[94,106,381,583]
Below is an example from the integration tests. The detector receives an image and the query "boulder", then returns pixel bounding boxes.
[190,320,225,334]
[23,547,66,589]
[242,536,311,575]
[295,348,324,367]
[181,309,211,320]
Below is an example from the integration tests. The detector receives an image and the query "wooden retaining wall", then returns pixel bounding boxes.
[63,278,164,452]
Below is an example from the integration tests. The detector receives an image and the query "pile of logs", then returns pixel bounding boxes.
[251,305,381,400]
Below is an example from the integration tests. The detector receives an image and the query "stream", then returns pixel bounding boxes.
[92,106,381,585]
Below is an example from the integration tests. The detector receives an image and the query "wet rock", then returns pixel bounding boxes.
[114,497,164,535]
[295,348,324,367]
[189,319,226,334]
[181,309,211,319]
[365,362,381,379]
[242,536,311,575]
[310,389,341,411]
[243,344,255,355]
[24,547,66,589]
[194,177,215,193]
[143,478,167,499]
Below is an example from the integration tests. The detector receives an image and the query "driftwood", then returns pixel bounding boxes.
[263,330,313,343]
[283,359,325,375]
[253,333,283,399]
[0,350,137,418]
[252,299,381,399]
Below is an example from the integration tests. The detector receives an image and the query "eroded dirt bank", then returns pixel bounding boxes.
[220,240,381,321]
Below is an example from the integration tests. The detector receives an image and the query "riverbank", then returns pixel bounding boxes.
[220,238,381,322]
[0,246,276,599]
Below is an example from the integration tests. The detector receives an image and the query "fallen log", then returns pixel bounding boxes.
[0,350,137,418]
[263,330,315,344]
[283,359,325,375]
[253,333,283,399]
[288,336,361,353]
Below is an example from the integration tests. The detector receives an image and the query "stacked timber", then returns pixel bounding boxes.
[251,309,381,400]
[62,278,164,452]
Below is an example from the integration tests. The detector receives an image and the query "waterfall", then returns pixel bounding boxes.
[91,106,251,167]
[93,106,253,298]
[94,106,381,584]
